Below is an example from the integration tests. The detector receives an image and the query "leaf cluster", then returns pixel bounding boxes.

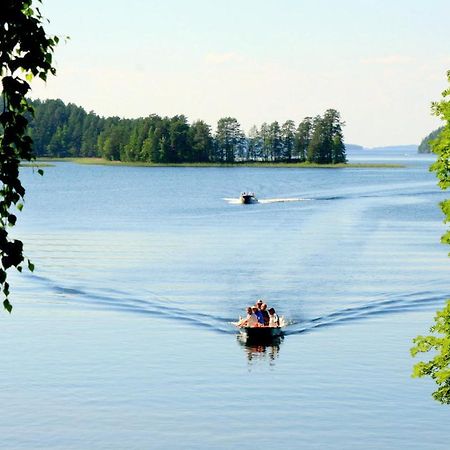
[411,301,450,403]
[0,0,57,311]
[412,70,450,403]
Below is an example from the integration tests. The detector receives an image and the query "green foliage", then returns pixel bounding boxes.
[281,120,296,161]
[418,127,444,154]
[3,299,12,314]
[411,301,450,404]
[189,120,213,162]
[295,117,312,162]
[412,70,450,403]
[25,99,348,165]
[0,0,58,311]
[215,117,245,163]
[430,72,450,251]
[307,110,346,164]
[267,121,282,161]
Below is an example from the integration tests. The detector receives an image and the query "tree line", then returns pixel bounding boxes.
[27,99,347,164]
[418,127,444,153]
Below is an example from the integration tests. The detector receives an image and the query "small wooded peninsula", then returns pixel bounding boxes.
[26,99,347,165]
[418,127,444,153]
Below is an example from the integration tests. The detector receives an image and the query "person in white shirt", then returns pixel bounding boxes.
[237,306,259,328]
[268,307,279,327]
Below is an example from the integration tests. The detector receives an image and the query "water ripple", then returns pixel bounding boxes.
[284,291,448,335]
[27,274,448,337]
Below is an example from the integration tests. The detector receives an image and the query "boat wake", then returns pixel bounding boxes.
[224,197,311,205]
[27,274,232,334]
[224,182,440,206]
[259,198,312,204]
[24,274,449,338]
[283,290,448,336]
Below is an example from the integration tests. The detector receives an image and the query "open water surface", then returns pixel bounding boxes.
[1,149,449,449]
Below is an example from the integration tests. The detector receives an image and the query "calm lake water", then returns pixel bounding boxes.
[1,149,450,449]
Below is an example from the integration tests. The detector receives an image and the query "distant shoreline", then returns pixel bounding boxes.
[37,157,404,169]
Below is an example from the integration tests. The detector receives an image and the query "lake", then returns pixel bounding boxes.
[1,149,449,449]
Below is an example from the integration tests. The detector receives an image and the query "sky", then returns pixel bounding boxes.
[31,0,450,147]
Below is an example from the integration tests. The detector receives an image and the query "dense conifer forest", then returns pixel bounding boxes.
[26,99,347,164]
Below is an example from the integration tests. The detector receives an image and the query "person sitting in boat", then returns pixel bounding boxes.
[237,306,259,328]
[268,307,279,327]
[254,302,265,325]
[260,303,270,326]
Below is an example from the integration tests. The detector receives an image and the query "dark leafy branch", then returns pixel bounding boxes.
[0,0,58,312]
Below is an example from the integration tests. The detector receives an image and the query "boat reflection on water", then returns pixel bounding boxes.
[237,333,284,366]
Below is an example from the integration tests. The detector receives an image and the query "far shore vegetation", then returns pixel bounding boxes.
[20,162,55,168]
[38,157,403,169]
[418,127,444,153]
[26,99,348,165]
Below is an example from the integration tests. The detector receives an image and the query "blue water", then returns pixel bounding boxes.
[1,149,449,449]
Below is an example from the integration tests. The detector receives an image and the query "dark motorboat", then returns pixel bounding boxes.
[240,326,283,343]
[240,192,258,204]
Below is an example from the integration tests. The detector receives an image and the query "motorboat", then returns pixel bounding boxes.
[240,326,283,343]
[240,192,258,204]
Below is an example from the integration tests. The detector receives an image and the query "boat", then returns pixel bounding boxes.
[240,326,283,343]
[240,192,258,204]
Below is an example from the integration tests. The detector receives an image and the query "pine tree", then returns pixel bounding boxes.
[190,121,213,162]
[295,117,312,162]
[268,121,283,161]
[281,120,296,161]
[323,109,346,164]
[247,125,262,161]
[307,116,326,163]
[215,117,245,163]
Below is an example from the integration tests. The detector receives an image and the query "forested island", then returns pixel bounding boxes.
[418,127,444,153]
[26,99,347,165]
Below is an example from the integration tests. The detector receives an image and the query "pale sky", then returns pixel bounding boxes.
[31,0,450,147]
